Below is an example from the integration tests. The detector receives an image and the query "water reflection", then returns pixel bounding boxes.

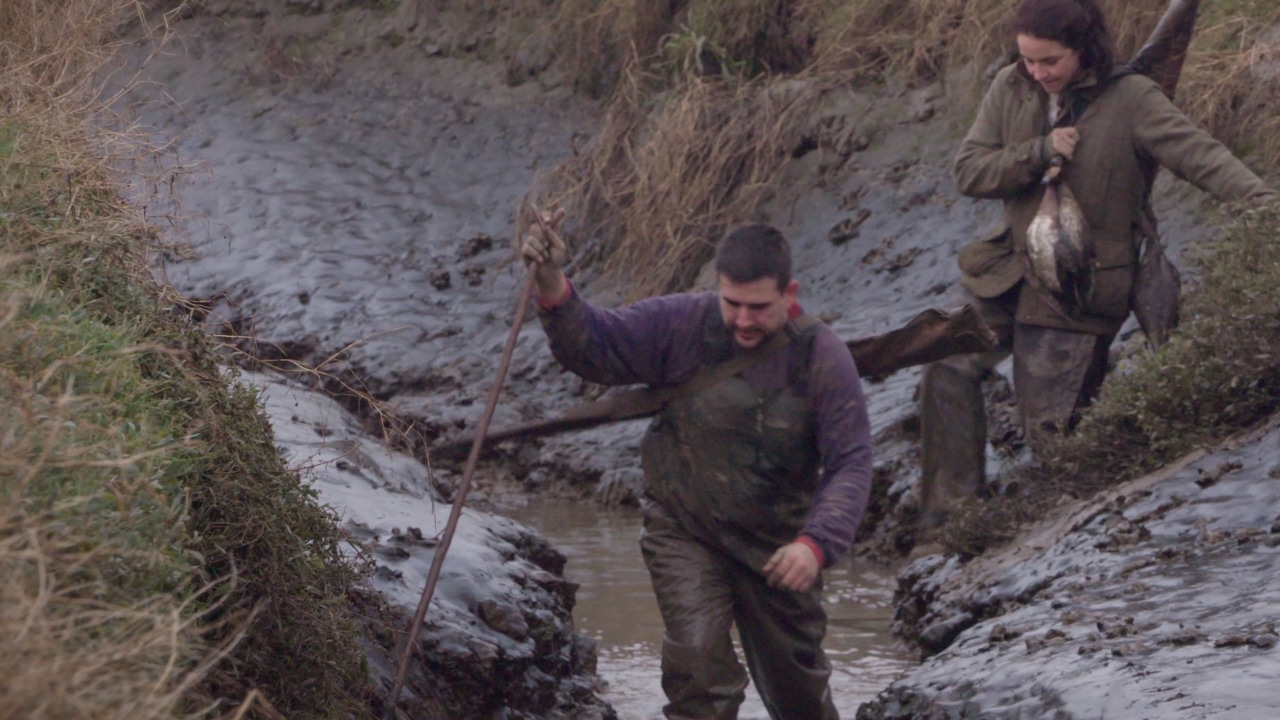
[505,501,915,719]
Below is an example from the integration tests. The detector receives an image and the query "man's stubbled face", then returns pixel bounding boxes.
[718,275,798,349]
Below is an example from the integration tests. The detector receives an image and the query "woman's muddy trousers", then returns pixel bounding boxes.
[639,504,839,720]
[918,285,1113,526]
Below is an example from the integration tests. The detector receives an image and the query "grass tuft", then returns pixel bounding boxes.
[534,62,825,299]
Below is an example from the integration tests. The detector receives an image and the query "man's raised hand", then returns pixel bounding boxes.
[520,208,567,266]
[520,208,570,305]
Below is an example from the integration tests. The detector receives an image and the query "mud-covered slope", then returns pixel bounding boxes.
[860,417,1280,719]
[247,368,612,718]
[124,4,1221,513]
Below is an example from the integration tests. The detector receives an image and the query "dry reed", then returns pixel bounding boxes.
[0,495,228,720]
[2,1,372,718]
[1177,3,1280,177]
[533,61,824,299]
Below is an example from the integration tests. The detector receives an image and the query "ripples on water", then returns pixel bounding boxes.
[505,501,915,719]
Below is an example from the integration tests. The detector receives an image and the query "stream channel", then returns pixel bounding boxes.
[504,501,913,718]
[122,10,922,716]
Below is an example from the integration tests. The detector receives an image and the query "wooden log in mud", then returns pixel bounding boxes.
[434,303,996,459]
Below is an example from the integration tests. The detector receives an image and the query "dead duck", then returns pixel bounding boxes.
[1026,160,1092,315]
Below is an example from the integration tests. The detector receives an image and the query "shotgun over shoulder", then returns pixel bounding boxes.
[1128,0,1200,99]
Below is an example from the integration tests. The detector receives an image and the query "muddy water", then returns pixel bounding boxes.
[506,501,914,719]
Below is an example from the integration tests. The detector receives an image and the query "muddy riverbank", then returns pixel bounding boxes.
[860,416,1280,720]
[119,1,1270,717]
[245,369,612,718]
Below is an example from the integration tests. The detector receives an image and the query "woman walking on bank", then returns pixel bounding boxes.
[919,0,1275,527]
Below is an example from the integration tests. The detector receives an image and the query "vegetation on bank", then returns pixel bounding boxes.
[1,1,370,717]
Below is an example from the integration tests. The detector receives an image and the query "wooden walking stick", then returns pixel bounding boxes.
[385,210,553,708]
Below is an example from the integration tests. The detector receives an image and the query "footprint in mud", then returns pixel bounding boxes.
[838,185,867,211]
[861,236,898,265]
[829,209,873,246]
[882,158,918,184]
[458,233,494,258]
[880,247,924,274]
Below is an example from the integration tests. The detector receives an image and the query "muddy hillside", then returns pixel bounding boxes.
[121,0,1280,717]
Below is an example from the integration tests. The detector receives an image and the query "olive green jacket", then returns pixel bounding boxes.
[954,63,1276,335]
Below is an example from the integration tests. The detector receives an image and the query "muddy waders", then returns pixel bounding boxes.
[919,284,1112,526]
[641,503,837,720]
[638,307,838,720]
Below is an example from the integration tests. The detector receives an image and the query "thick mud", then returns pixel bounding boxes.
[120,2,1260,717]
[245,369,611,719]
[862,418,1280,719]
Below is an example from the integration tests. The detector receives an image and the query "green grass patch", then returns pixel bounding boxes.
[0,117,372,717]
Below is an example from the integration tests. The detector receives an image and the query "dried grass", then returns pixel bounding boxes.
[803,0,1175,84]
[533,60,825,299]
[1,1,372,718]
[1177,2,1280,178]
[0,508,225,720]
[539,0,647,97]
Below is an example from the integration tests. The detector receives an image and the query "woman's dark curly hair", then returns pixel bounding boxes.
[1012,0,1116,79]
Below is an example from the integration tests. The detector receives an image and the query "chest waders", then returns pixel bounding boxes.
[638,304,839,720]
[642,305,822,571]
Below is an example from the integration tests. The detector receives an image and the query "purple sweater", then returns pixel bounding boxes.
[540,287,874,564]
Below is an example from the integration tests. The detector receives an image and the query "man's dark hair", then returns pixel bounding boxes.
[1012,0,1115,80]
[714,223,792,290]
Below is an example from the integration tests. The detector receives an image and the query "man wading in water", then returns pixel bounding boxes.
[522,218,872,720]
